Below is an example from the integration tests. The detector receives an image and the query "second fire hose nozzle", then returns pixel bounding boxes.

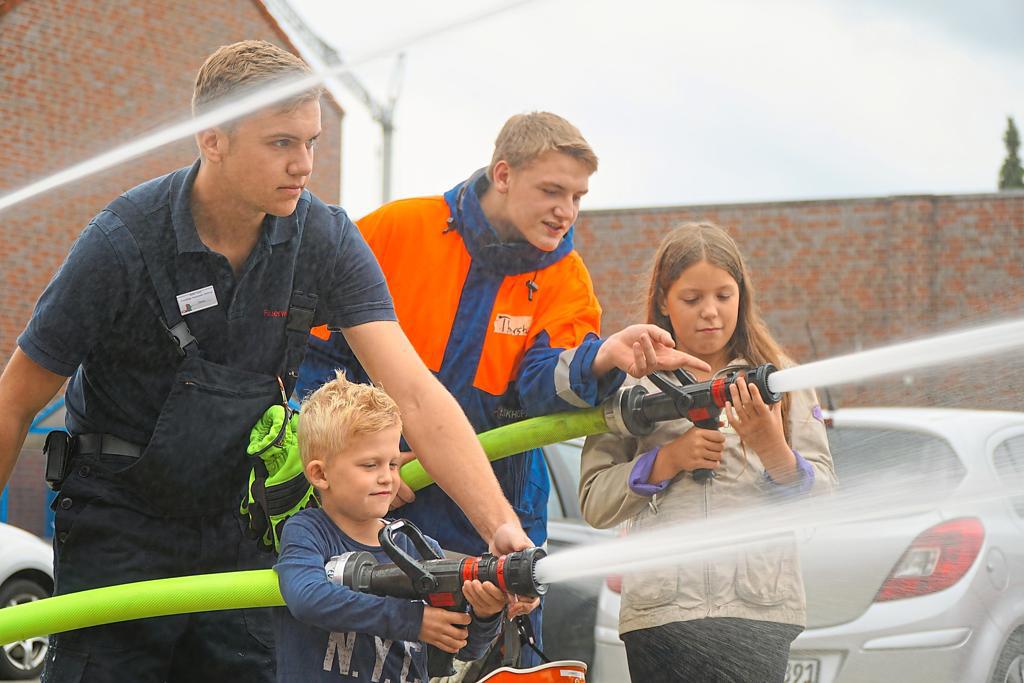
[326,545,548,604]
[603,363,782,437]
[325,520,547,678]
[326,520,547,605]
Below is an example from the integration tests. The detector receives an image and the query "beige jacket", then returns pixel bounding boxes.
[579,366,836,635]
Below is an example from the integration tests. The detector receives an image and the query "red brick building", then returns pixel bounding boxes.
[0,0,344,533]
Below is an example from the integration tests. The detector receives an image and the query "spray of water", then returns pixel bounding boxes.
[537,456,1022,586]
[768,317,1024,394]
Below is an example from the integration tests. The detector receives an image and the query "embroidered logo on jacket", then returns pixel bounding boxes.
[493,314,531,336]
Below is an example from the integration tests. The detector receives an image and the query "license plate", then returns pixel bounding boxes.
[785,657,820,683]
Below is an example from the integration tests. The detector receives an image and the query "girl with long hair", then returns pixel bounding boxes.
[579,222,836,682]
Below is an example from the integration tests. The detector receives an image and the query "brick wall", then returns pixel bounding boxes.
[0,0,343,534]
[575,192,1024,411]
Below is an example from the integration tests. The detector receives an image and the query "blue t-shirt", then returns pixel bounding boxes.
[17,160,395,443]
[274,509,500,683]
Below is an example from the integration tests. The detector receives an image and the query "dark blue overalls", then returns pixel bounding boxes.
[29,166,390,682]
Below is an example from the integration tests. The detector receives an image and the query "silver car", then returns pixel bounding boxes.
[591,408,1024,683]
[0,521,53,680]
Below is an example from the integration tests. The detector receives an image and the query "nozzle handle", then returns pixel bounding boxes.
[428,646,458,678]
[378,520,443,594]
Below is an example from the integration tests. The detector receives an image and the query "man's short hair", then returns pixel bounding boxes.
[297,371,402,469]
[192,39,323,117]
[488,111,598,180]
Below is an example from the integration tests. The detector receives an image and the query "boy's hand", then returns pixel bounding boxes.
[419,607,471,654]
[462,580,506,619]
[506,593,540,619]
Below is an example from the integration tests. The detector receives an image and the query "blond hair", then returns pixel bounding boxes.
[645,222,793,442]
[192,39,323,117]
[488,112,598,180]
[297,371,402,468]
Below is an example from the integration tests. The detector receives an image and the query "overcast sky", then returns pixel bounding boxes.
[288,0,1024,219]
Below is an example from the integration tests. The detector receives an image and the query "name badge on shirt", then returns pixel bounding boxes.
[176,285,218,316]
[493,314,531,336]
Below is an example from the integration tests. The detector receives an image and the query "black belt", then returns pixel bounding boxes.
[75,433,143,459]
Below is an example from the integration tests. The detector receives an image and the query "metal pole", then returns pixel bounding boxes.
[381,118,394,202]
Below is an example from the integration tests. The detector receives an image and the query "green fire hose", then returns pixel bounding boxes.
[0,407,609,646]
[0,571,284,646]
[400,406,606,491]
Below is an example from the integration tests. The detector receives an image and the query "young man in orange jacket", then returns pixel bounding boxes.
[298,112,708,666]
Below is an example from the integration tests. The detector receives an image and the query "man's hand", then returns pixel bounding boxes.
[389,450,418,511]
[594,324,711,378]
[488,522,532,556]
[419,606,471,654]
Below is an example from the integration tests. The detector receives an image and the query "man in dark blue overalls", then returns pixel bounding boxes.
[0,40,531,682]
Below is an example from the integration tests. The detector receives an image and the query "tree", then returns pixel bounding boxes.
[999,116,1024,190]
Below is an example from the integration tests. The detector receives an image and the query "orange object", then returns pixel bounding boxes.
[313,196,603,397]
[479,660,588,682]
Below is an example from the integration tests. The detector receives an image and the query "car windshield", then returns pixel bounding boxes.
[828,425,965,493]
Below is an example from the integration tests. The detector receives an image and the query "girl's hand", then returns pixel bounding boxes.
[727,378,787,456]
[463,579,507,619]
[651,427,726,481]
[419,606,471,654]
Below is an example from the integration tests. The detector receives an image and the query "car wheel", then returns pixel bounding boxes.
[0,578,49,680]
[992,628,1024,683]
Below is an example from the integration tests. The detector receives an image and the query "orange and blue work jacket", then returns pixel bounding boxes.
[297,170,626,555]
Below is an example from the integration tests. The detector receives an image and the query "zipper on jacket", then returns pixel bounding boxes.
[648,493,659,515]
[525,270,540,301]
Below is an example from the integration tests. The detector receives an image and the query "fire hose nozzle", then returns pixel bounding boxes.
[324,521,549,677]
[325,522,549,600]
[603,363,782,437]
